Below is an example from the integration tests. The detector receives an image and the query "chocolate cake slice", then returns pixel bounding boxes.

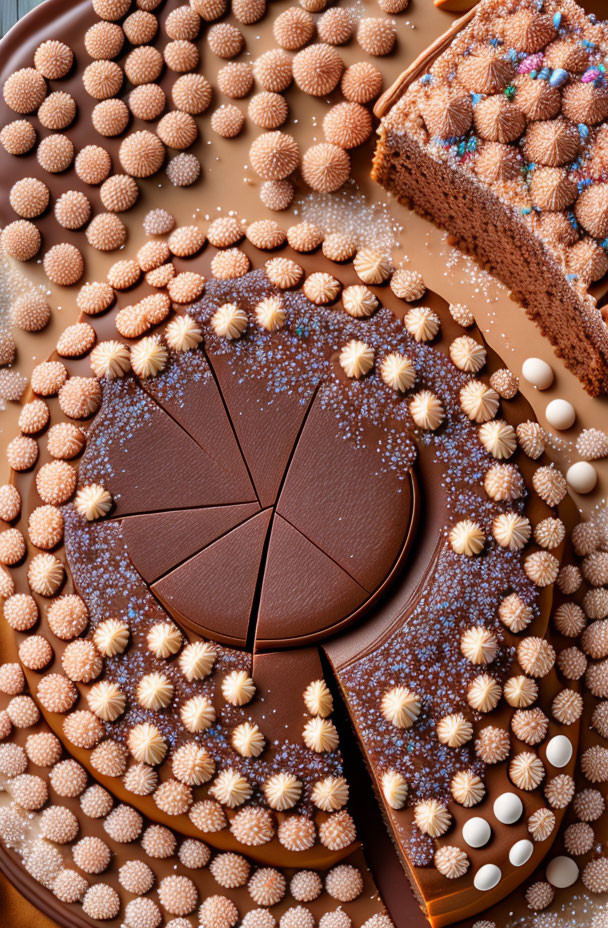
[372,0,608,395]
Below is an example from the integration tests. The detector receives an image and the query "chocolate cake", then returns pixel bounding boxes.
[0,217,602,928]
[0,0,606,927]
[372,0,608,396]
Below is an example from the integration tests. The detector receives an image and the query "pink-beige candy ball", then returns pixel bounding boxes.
[522,357,554,391]
[545,398,575,430]
[567,461,597,494]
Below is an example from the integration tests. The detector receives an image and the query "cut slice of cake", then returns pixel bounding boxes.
[372,0,608,395]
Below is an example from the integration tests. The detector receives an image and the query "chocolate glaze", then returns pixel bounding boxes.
[153,507,272,645]
[92,377,257,515]
[122,502,261,584]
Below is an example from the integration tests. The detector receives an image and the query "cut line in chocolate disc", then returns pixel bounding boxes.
[113,369,419,649]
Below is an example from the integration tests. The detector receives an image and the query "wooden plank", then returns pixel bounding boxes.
[2,0,43,36]
[0,0,19,35]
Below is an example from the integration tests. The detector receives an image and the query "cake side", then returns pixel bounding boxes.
[372,130,608,395]
[372,0,608,396]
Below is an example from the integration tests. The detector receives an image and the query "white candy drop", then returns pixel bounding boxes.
[546,734,573,768]
[522,357,554,390]
[509,839,534,867]
[462,816,491,848]
[474,863,501,891]
[493,792,523,825]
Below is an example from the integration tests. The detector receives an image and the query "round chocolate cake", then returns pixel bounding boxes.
[0,0,606,927]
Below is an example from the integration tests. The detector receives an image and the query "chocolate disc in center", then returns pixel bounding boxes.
[103,360,416,650]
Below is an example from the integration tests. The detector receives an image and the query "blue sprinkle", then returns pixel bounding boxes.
[552,11,561,27]
[577,178,593,192]
[583,39,596,49]
[537,67,550,80]
[420,73,432,85]
[578,123,590,140]
[565,273,579,280]
[466,136,477,152]
[549,68,568,87]
[470,92,483,106]
[521,207,532,215]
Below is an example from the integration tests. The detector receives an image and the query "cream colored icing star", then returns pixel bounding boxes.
[128,722,167,766]
[311,776,349,811]
[180,695,216,732]
[449,519,485,556]
[210,769,252,807]
[90,340,131,380]
[380,352,416,392]
[88,681,126,721]
[211,303,248,339]
[137,672,174,710]
[166,313,203,352]
[382,770,408,810]
[339,339,374,378]
[303,679,333,718]
[74,484,112,521]
[130,336,168,378]
[222,669,256,706]
[381,686,421,729]
[93,618,129,657]
[232,722,265,758]
[302,716,339,753]
[263,772,302,810]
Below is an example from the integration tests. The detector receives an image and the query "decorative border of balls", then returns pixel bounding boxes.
[0,0,411,284]
[0,671,386,928]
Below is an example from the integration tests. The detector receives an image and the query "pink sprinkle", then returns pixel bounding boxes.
[582,68,601,83]
[518,53,543,74]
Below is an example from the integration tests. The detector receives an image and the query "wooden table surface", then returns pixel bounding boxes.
[1,0,43,36]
